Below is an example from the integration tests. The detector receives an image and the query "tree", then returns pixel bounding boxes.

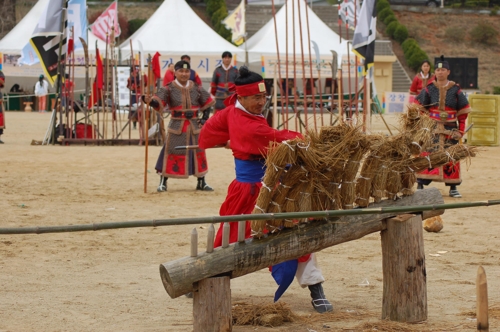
[0,0,17,39]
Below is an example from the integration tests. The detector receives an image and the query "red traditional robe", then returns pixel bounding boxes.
[415,81,471,184]
[199,102,301,246]
[153,80,214,178]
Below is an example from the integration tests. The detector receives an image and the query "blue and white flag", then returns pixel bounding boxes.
[19,0,87,75]
[352,0,376,74]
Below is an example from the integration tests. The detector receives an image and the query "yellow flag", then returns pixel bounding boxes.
[222,0,245,46]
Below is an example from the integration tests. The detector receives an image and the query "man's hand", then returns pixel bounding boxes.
[141,95,159,108]
[450,130,463,140]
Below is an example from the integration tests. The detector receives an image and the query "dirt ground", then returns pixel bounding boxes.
[1,110,500,332]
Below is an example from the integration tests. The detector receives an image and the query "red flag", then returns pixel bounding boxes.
[96,48,103,89]
[67,38,74,55]
[89,48,104,106]
[90,1,121,44]
[152,52,161,80]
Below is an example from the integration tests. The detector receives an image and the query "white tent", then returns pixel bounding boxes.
[119,0,244,60]
[242,0,350,65]
[0,0,106,56]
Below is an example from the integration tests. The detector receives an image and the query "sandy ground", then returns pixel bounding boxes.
[1,110,500,332]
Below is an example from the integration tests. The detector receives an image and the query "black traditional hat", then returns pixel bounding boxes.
[435,55,450,70]
[174,60,190,71]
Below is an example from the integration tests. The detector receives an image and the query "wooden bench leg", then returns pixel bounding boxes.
[381,214,427,323]
[193,276,232,332]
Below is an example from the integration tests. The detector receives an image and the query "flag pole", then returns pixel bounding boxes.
[52,0,69,144]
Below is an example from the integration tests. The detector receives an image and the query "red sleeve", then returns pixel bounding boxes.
[458,114,468,132]
[210,82,216,95]
[229,111,302,157]
[199,109,230,149]
[409,75,419,95]
[162,72,168,87]
[232,123,301,157]
[195,74,202,86]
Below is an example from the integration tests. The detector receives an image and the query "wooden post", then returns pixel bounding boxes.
[477,266,489,331]
[193,276,232,332]
[381,214,427,322]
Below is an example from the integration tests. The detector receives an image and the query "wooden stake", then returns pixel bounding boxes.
[190,228,198,258]
[237,221,246,243]
[206,224,215,253]
[477,266,489,331]
[222,222,230,248]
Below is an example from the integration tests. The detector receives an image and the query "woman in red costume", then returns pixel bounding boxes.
[409,59,434,96]
[199,67,333,313]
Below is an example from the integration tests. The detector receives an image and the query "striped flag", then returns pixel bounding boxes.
[222,0,246,46]
[339,0,358,31]
[352,0,377,74]
[28,0,68,85]
[90,1,121,44]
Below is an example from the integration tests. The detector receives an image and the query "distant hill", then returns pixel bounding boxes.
[392,9,500,93]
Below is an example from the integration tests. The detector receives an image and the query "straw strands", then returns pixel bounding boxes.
[251,111,477,236]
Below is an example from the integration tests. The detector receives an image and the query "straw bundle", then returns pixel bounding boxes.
[340,136,370,209]
[400,104,435,155]
[406,144,478,173]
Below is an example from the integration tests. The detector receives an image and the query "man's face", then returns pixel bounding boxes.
[222,56,232,67]
[435,67,450,80]
[175,68,190,84]
[238,93,267,115]
[168,64,175,72]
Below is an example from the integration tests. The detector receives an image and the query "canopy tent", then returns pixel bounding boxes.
[119,0,244,61]
[241,0,350,66]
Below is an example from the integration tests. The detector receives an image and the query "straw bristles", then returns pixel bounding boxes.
[406,145,478,173]
[250,110,478,234]
[232,301,298,326]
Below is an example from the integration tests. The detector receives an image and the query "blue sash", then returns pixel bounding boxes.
[235,158,266,183]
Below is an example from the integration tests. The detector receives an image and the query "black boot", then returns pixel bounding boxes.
[196,177,214,191]
[449,185,462,198]
[308,283,333,313]
[417,183,424,190]
[157,176,167,192]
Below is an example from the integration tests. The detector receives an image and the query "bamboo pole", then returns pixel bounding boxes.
[144,54,152,193]
[304,0,319,127]
[297,0,310,131]
[292,0,299,132]
[271,0,286,129]
[1,198,499,235]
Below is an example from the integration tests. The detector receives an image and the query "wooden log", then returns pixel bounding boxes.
[238,221,245,243]
[193,276,232,332]
[160,188,444,298]
[381,214,427,322]
[477,266,489,331]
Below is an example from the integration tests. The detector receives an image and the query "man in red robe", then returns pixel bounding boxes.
[199,67,333,313]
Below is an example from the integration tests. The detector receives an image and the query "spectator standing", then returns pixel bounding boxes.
[34,74,49,113]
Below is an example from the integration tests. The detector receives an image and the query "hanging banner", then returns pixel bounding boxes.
[261,55,333,78]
